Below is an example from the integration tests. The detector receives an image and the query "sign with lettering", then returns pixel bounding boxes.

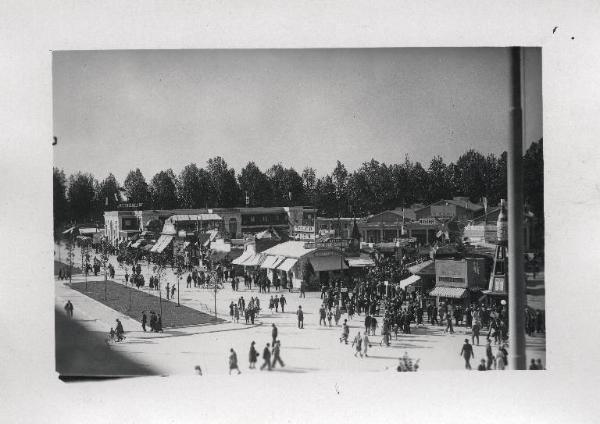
[294,225,315,232]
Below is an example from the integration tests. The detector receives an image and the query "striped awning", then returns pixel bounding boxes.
[150,235,174,253]
[429,286,468,299]
[242,253,265,267]
[232,249,254,265]
[260,255,285,269]
[277,258,298,272]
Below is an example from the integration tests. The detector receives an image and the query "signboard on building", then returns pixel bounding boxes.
[294,225,315,233]
[304,239,351,250]
[118,202,143,210]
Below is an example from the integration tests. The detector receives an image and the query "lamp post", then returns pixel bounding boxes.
[507,46,526,370]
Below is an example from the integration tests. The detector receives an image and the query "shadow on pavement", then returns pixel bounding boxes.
[56,308,159,379]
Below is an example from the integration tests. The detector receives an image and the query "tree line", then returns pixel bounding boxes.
[54,139,543,235]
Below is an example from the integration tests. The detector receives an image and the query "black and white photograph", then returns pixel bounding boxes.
[53,47,545,377]
[4,2,600,423]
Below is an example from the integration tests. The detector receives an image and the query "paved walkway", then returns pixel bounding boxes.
[54,242,546,375]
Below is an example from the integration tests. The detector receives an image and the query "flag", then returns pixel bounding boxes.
[482,197,488,213]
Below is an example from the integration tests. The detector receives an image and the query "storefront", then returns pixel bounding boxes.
[259,241,348,290]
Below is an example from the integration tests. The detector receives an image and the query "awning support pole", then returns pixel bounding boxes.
[508,47,527,370]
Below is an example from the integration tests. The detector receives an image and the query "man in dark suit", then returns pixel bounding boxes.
[260,343,272,371]
[460,339,474,370]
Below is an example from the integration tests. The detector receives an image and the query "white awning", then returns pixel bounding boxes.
[131,239,144,248]
[346,258,375,268]
[277,258,298,272]
[150,235,174,253]
[408,260,433,274]
[232,249,254,265]
[398,275,421,289]
[429,286,468,299]
[242,253,265,267]
[260,255,285,269]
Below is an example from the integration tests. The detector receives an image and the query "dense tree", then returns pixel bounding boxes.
[454,149,488,202]
[67,172,97,223]
[149,169,178,210]
[313,175,337,216]
[332,160,349,214]
[177,164,213,208]
[427,156,453,204]
[238,162,273,207]
[96,173,122,212]
[301,167,317,206]
[266,164,304,206]
[123,168,150,206]
[523,139,543,248]
[207,156,241,207]
[53,167,69,237]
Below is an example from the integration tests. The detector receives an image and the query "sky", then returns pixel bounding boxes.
[53,48,542,183]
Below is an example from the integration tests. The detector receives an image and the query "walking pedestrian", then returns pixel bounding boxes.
[327,309,333,326]
[460,339,474,370]
[171,284,176,299]
[271,323,278,346]
[64,300,74,318]
[187,274,192,288]
[529,359,538,370]
[334,306,341,326]
[472,320,481,346]
[125,271,129,284]
[248,341,259,369]
[229,348,241,375]
[274,296,280,312]
[352,332,363,358]
[141,310,147,332]
[234,305,240,323]
[495,346,506,370]
[166,283,170,300]
[363,333,370,357]
[340,320,349,344]
[271,341,285,368]
[297,306,304,329]
[485,340,495,370]
[319,305,326,326]
[260,343,272,371]
[280,294,286,312]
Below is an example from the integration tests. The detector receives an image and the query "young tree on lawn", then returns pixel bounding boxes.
[80,237,91,290]
[152,252,170,319]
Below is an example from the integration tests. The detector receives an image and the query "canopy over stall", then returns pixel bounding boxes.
[260,255,285,270]
[398,275,422,290]
[150,235,174,253]
[429,286,468,299]
[277,258,298,272]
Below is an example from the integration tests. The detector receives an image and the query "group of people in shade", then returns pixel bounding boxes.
[227,323,285,374]
[141,310,163,332]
